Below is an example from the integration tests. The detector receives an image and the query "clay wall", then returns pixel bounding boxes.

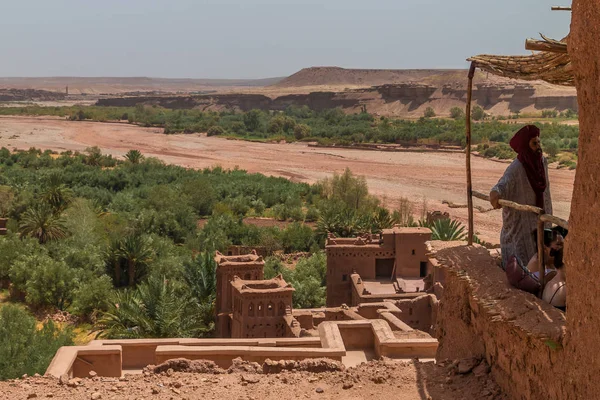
[430,242,568,400]
[154,346,345,368]
[326,228,431,307]
[562,3,600,397]
[215,253,264,337]
[393,295,437,333]
[394,228,431,277]
[337,325,375,350]
[326,246,390,306]
[230,276,294,338]
[87,339,179,369]
[46,345,123,379]
[47,320,438,377]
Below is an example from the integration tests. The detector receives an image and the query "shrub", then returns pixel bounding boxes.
[423,107,436,118]
[288,252,326,308]
[243,109,263,132]
[482,143,514,159]
[0,304,73,380]
[450,107,465,120]
[294,123,311,140]
[281,222,316,253]
[13,254,77,310]
[207,126,225,136]
[0,234,43,281]
[71,275,114,317]
[264,256,286,279]
[471,106,486,121]
[544,140,560,158]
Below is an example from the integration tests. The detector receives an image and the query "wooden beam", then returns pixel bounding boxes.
[466,62,476,245]
[525,38,568,53]
[540,214,569,230]
[472,191,490,201]
[472,190,543,214]
[551,6,571,11]
[537,218,546,296]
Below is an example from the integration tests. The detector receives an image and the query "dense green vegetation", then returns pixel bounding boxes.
[0,304,73,380]
[0,146,477,377]
[0,105,579,157]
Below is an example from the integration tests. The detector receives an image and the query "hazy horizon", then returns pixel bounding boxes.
[1,0,571,79]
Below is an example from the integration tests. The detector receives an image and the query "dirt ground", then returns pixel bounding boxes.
[0,358,506,400]
[0,116,575,244]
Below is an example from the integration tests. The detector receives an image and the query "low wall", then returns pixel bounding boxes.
[393,294,438,333]
[155,346,345,368]
[338,325,374,350]
[47,320,438,377]
[46,345,122,378]
[430,242,568,400]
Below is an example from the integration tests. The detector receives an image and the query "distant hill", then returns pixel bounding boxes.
[273,67,473,88]
[0,76,286,95]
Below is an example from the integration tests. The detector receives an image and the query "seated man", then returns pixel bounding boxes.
[542,249,566,312]
[527,227,565,275]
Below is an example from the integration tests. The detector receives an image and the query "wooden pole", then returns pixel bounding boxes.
[466,62,476,245]
[537,216,546,297]
[525,38,568,53]
[551,6,571,11]
[472,190,544,213]
[539,214,569,230]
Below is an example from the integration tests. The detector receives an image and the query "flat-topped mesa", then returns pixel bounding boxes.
[230,275,295,338]
[215,250,265,337]
[326,227,432,307]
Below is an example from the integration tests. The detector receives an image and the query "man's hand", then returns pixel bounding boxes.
[490,190,501,209]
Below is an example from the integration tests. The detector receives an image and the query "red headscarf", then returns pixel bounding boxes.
[509,125,547,209]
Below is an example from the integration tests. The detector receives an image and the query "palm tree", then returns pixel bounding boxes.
[370,208,395,233]
[85,146,103,166]
[183,252,217,326]
[430,219,467,241]
[93,275,212,339]
[115,234,154,287]
[183,252,216,303]
[19,204,68,244]
[124,150,144,164]
[40,173,73,213]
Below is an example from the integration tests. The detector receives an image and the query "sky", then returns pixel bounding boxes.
[0,0,572,79]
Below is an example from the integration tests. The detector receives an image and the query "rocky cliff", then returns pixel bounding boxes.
[96,81,578,118]
[0,88,66,102]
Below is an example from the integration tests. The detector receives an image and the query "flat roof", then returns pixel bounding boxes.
[230,275,294,294]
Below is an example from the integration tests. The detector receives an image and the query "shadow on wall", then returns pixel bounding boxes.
[429,241,567,400]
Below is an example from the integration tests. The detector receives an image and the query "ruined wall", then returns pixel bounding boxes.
[393,295,436,333]
[563,2,600,398]
[432,243,569,400]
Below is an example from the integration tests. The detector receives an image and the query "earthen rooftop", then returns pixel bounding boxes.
[231,275,294,294]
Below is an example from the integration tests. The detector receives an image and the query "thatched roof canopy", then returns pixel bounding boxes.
[468,36,574,86]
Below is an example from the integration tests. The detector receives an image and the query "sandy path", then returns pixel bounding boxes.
[0,116,575,243]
